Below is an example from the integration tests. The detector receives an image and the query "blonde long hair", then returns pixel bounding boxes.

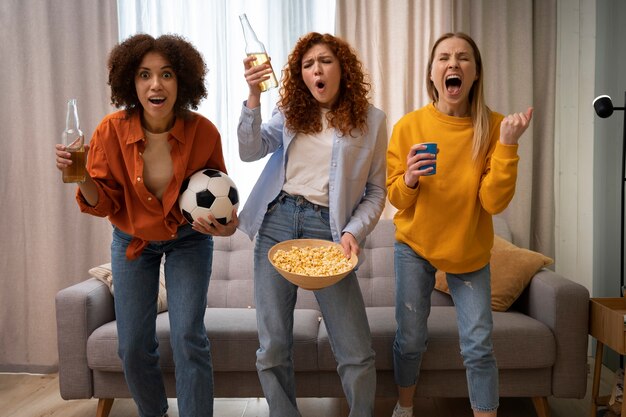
[426,32,491,162]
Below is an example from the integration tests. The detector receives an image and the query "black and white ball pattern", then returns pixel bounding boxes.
[178,169,239,225]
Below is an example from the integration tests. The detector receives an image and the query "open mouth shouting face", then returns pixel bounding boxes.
[430,37,478,117]
[135,51,178,133]
[301,43,341,109]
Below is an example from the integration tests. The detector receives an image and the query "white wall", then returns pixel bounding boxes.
[593,0,626,298]
[556,0,626,299]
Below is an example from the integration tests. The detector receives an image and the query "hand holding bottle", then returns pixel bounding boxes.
[239,13,278,99]
[60,98,87,183]
[243,55,274,108]
[55,142,99,206]
[55,142,89,171]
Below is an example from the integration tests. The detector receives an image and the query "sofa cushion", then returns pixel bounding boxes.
[317,306,555,372]
[87,308,323,372]
[357,220,396,308]
[434,236,554,311]
[89,263,168,313]
[421,307,556,370]
[208,233,255,308]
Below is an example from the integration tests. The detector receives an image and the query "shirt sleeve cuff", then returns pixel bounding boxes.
[239,102,261,139]
[493,142,519,160]
[241,101,260,119]
[75,186,107,216]
[397,177,420,196]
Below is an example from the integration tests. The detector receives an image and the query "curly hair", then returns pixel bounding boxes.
[107,34,207,119]
[278,33,371,137]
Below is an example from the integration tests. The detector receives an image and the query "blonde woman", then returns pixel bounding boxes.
[386,32,533,417]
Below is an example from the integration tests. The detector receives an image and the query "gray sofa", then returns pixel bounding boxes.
[55,218,589,417]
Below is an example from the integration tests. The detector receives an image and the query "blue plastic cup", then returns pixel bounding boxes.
[415,142,437,175]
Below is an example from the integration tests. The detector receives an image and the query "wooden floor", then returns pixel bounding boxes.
[0,358,615,417]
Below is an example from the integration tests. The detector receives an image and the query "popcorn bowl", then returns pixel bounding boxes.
[268,239,358,290]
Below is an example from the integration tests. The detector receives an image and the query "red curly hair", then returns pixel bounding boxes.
[278,33,371,137]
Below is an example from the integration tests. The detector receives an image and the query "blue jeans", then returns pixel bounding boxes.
[254,192,376,417]
[392,241,498,412]
[111,224,214,417]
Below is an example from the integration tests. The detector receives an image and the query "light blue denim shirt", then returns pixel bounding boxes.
[237,103,388,244]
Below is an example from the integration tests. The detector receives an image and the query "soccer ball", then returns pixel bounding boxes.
[178,169,239,225]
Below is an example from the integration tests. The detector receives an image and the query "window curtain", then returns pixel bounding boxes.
[0,0,118,372]
[336,0,557,256]
[117,0,336,207]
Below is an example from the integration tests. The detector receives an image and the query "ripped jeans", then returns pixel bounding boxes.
[392,241,498,412]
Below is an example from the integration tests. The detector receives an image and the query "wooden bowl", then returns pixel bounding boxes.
[268,239,358,290]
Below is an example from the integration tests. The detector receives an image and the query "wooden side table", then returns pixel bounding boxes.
[589,298,626,417]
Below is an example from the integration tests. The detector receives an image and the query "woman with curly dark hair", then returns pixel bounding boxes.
[55,33,237,417]
[237,32,387,417]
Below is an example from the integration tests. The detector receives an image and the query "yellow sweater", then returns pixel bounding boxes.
[386,103,519,273]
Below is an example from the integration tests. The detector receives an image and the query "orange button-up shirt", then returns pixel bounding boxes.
[76,110,226,259]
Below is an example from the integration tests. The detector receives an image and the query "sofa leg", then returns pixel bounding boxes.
[531,396,550,417]
[96,398,114,417]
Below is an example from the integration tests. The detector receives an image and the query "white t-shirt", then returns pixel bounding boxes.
[282,114,333,206]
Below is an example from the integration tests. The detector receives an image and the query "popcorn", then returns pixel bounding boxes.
[271,244,353,277]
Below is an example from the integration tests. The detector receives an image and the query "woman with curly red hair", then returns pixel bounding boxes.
[237,32,388,416]
[55,34,237,417]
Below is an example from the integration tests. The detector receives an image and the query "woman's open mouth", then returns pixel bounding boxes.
[148,97,166,105]
[445,75,462,95]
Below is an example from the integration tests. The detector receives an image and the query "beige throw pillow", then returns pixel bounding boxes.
[89,262,168,313]
[434,235,553,312]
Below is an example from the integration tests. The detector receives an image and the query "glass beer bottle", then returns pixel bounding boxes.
[239,13,278,92]
[61,98,86,183]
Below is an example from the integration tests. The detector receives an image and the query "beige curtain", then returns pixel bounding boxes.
[0,0,118,372]
[336,0,556,256]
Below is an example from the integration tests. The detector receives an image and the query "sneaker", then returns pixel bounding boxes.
[392,402,414,417]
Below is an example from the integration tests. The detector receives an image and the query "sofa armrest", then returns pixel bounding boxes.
[55,277,115,399]
[515,269,590,398]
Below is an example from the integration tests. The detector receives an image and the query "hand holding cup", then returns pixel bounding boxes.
[404,142,438,188]
[414,142,437,175]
